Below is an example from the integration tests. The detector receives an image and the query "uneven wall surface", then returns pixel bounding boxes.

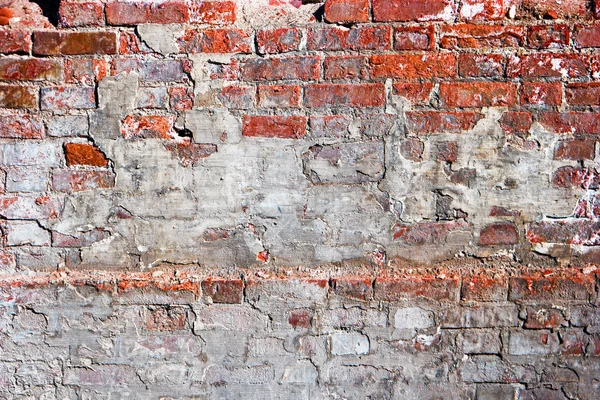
[0,0,600,398]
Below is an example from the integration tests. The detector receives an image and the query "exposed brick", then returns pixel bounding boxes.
[440,24,525,49]
[52,170,115,193]
[509,331,560,355]
[439,82,517,108]
[113,58,189,83]
[375,276,460,302]
[168,87,194,110]
[527,25,570,49]
[241,56,320,81]
[106,1,189,25]
[524,307,565,329]
[0,58,62,81]
[33,31,117,55]
[0,85,38,109]
[59,2,104,27]
[555,139,596,160]
[188,1,236,24]
[462,274,508,302]
[304,83,385,108]
[436,141,458,162]
[372,0,456,22]
[566,83,600,106]
[406,111,484,133]
[392,220,471,244]
[307,26,391,51]
[399,138,425,161]
[573,24,600,48]
[393,82,433,105]
[479,223,519,246]
[256,28,301,55]
[146,306,187,331]
[507,53,589,79]
[201,278,243,304]
[527,219,600,244]
[64,143,108,167]
[218,85,255,109]
[242,115,307,139]
[324,56,367,80]
[331,277,374,300]
[41,87,96,110]
[458,54,504,78]
[369,54,457,79]
[324,0,369,23]
[163,139,217,167]
[177,29,251,53]
[64,58,108,85]
[442,304,518,328]
[394,25,435,50]
[459,0,505,21]
[0,30,31,54]
[309,115,351,138]
[498,112,533,135]
[121,115,176,139]
[288,309,313,329]
[52,228,109,247]
[0,114,44,139]
[0,7,13,26]
[538,112,600,134]
[258,85,300,108]
[520,82,563,106]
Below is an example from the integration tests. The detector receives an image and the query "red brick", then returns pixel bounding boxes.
[146,307,187,330]
[527,24,570,49]
[440,24,525,49]
[0,30,31,54]
[201,278,243,304]
[538,112,600,134]
[392,220,470,244]
[119,31,152,54]
[242,115,307,139]
[406,111,483,133]
[52,170,115,193]
[324,0,369,23]
[258,85,300,108]
[288,309,313,329]
[0,115,44,139]
[169,87,195,110]
[189,1,236,24]
[33,31,117,55]
[331,277,374,300]
[304,83,385,108]
[394,25,435,50]
[479,222,519,246]
[393,82,433,105]
[0,7,13,26]
[596,0,600,18]
[519,0,589,19]
[64,58,108,85]
[459,0,505,21]
[594,55,600,79]
[324,56,367,80]
[59,2,104,27]
[106,1,188,25]
[462,274,508,302]
[439,82,517,108]
[399,138,425,160]
[436,141,458,162]
[0,85,38,109]
[509,272,594,301]
[218,85,255,109]
[458,53,504,78]
[64,143,108,167]
[0,58,62,81]
[489,206,521,217]
[121,115,176,139]
[256,28,300,55]
[551,166,599,189]
[566,83,600,106]
[555,139,596,160]
[163,139,217,167]
[574,24,600,48]
[507,54,589,79]
[307,26,391,51]
[241,56,320,81]
[41,87,96,110]
[372,0,456,22]
[375,276,460,302]
[520,82,563,106]
[524,307,565,329]
[369,54,456,79]
[177,29,250,54]
[498,112,533,135]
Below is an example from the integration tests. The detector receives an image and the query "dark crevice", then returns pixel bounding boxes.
[30,0,60,26]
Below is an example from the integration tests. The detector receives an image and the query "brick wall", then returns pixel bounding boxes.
[0,0,599,397]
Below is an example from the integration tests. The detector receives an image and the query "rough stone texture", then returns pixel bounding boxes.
[1,0,600,396]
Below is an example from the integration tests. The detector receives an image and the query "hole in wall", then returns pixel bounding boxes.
[30,0,60,26]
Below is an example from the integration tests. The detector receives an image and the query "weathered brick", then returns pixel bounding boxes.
[46,115,89,137]
[393,82,433,105]
[330,333,370,355]
[309,115,351,138]
[304,83,385,108]
[6,220,51,246]
[64,143,108,167]
[0,58,62,81]
[462,274,508,302]
[507,53,589,79]
[524,307,565,329]
[256,28,301,55]
[59,2,104,27]
[394,25,435,50]
[201,278,243,304]
[509,272,595,301]
[566,83,600,106]
[33,31,117,55]
[0,86,38,109]
[189,0,236,24]
[394,307,434,330]
[242,115,307,139]
[146,306,187,330]
[163,139,217,167]
[218,85,254,109]
[442,304,519,328]
[372,0,456,22]
[330,277,373,300]
[369,54,457,79]
[5,167,49,192]
[440,24,525,49]
[307,26,391,51]
[177,29,251,53]
[64,58,108,85]
[324,56,367,80]
[573,23,600,48]
[0,142,59,166]
[520,82,562,106]
[458,53,504,78]
[0,30,31,54]
[106,1,189,25]
[509,331,560,355]
[538,112,600,134]
[458,330,501,354]
[121,115,176,139]
[527,24,570,49]
[168,86,194,110]
[459,0,504,20]
[406,111,484,133]
[113,58,189,82]
[0,195,62,219]
[399,138,425,160]
[41,87,96,110]
[499,111,533,135]
[439,82,517,108]
[555,139,596,160]
[241,56,320,81]
[136,87,169,109]
[52,170,115,193]
[52,228,109,247]
[288,309,312,329]
[324,0,369,23]
[375,275,460,302]
[258,85,300,108]
[479,222,519,246]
